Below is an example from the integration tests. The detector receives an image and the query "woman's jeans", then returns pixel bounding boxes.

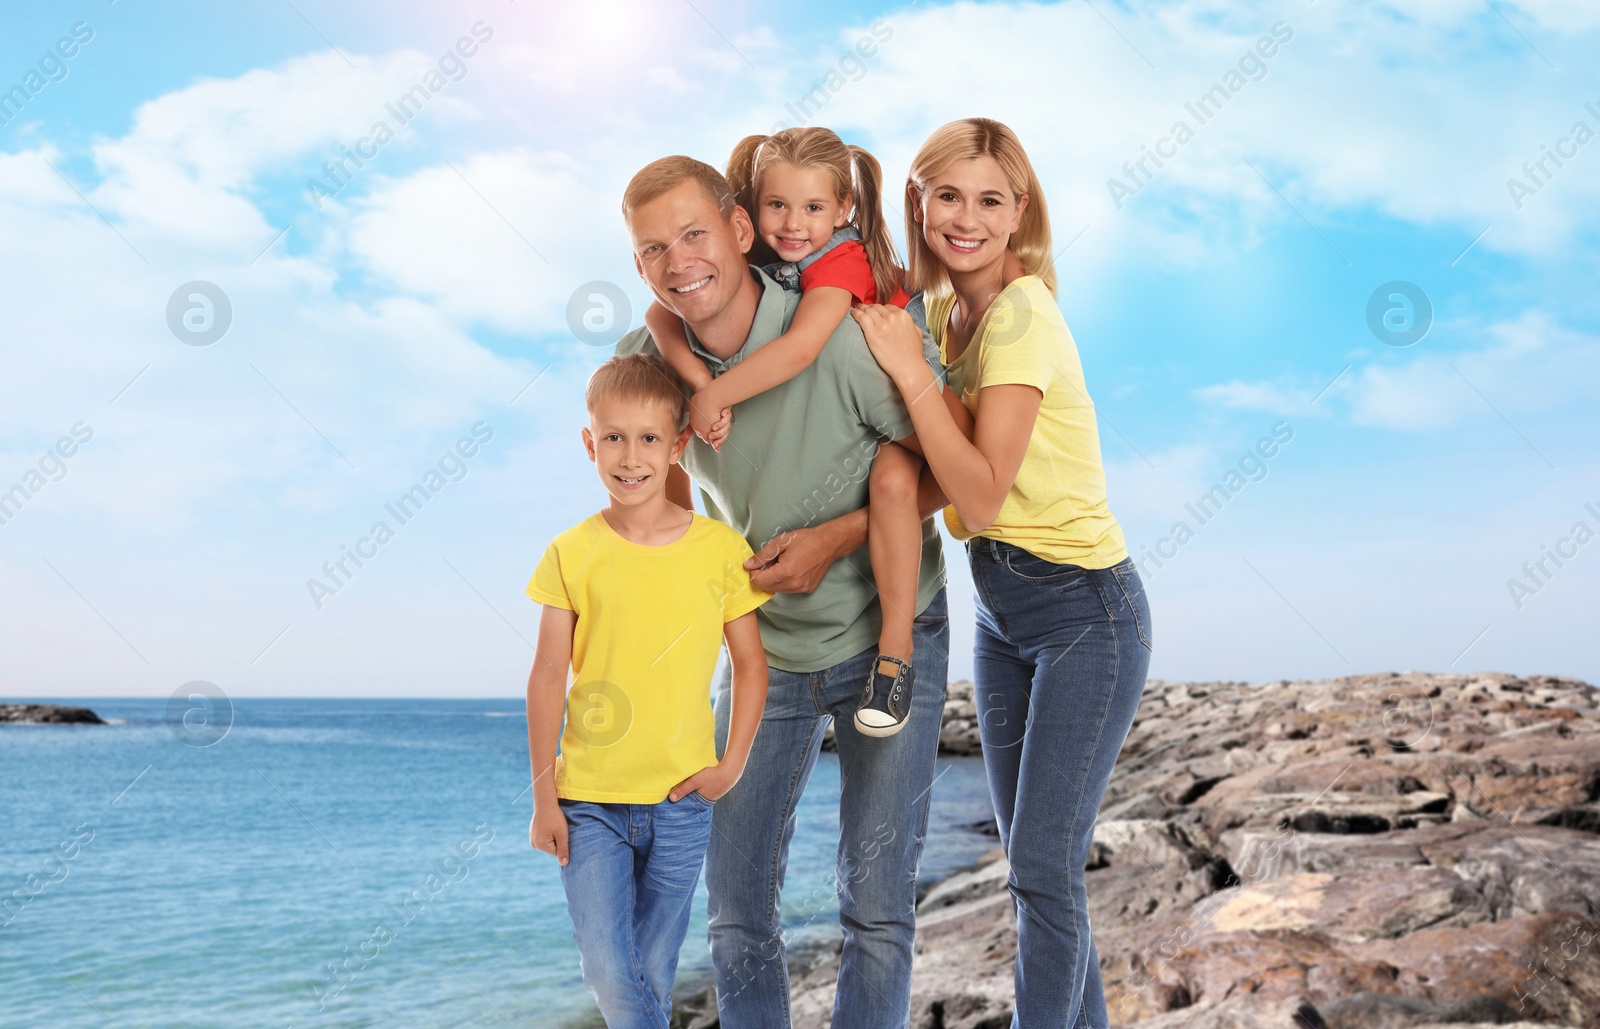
[560,796,716,1029]
[967,539,1152,1029]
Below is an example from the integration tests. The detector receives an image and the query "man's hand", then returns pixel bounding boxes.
[669,760,742,803]
[530,804,568,866]
[745,525,842,594]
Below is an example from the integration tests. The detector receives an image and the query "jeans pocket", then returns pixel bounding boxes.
[1001,545,1088,586]
[1111,561,1153,651]
[686,790,716,809]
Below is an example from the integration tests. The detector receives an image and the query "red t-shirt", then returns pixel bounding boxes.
[797,239,910,308]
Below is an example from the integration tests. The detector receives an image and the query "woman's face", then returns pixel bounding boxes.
[755,162,850,262]
[914,155,1028,277]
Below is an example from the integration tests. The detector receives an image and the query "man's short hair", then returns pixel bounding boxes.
[585,353,687,428]
[622,155,737,223]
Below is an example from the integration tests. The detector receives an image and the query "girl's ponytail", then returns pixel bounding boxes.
[847,145,906,306]
[725,134,777,266]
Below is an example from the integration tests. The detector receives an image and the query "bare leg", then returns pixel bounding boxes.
[869,440,922,664]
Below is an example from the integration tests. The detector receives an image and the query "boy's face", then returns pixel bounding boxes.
[582,394,690,508]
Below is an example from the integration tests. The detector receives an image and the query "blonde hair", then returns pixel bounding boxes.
[622,155,737,223]
[725,128,904,305]
[904,118,1056,296]
[585,353,687,428]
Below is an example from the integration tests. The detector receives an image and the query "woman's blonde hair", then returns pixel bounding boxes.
[725,128,904,306]
[904,118,1056,297]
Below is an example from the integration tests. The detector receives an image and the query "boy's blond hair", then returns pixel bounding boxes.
[585,353,688,428]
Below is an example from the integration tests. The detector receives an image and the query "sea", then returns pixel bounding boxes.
[0,697,997,1028]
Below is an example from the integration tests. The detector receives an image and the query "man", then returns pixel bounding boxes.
[614,155,950,1028]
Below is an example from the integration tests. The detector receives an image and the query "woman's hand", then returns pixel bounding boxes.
[855,304,929,387]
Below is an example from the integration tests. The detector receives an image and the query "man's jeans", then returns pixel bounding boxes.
[968,540,1152,1029]
[560,796,716,1029]
[706,588,950,1029]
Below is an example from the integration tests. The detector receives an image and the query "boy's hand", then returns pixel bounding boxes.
[530,805,569,865]
[668,761,742,804]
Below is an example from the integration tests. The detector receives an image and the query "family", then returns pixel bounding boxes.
[524,118,1153,1029]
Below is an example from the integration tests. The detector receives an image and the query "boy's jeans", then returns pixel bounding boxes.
[560,796,716,1029]
[706,588,950,1029]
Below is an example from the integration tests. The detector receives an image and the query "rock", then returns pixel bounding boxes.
[0,703,105,724]
[695,672,1600,1028]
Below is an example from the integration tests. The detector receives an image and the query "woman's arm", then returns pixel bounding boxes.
[527,604,576,864]
[645,301,713,393]
[696,285,853,411]
[855,305,1042,533]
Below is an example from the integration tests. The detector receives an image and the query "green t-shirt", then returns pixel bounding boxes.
[615,267,946,673]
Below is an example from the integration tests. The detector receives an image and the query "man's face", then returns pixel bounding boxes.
[629,180,754,329]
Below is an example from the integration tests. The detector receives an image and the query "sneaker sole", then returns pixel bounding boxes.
[853,712,909,738]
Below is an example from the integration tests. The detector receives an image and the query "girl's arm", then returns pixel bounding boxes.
[645,301,713,393]
[855,306,1042,533]
[668,611,768,802]
[697,285,854,412]
[527,604,576,864]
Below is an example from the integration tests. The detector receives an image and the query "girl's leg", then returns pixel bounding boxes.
[868,441,920,662]
[854,441,922,737]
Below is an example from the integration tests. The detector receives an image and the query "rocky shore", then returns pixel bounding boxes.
[682,672,1600,1028]
[0,702,104,724]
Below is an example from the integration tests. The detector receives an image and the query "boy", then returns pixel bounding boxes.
[524,353,769,1029]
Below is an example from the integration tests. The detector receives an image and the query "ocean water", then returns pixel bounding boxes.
[0,698,997,1028]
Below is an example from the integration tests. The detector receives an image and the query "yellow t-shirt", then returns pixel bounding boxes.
[927,275,1129,568]
[526,512,770,803]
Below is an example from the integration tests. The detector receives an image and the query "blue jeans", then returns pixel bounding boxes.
[967,540,1151,1029]
[560,796,716,1029]
[706,588,949,1029]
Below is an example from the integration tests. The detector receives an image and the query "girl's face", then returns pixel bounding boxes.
[755,163,850,261]
[913,155,1028,278]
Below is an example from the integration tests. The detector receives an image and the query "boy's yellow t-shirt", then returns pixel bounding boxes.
[526,512,770,803]
[927,275,1129,568]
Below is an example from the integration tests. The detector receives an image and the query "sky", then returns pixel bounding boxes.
[1,0,1595,698]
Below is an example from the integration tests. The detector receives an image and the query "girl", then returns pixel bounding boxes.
[644,127,928,739]
[856,118,1152,1028]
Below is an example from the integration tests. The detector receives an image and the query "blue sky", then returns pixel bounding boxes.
[2,0,1596,697]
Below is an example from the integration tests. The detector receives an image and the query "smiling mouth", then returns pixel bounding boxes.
[615,474,649,488]
[775,236,811,250]
[945,235,985,253]
[670,276,711,295]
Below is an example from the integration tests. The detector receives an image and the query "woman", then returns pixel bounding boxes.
[856,118,1151,1029]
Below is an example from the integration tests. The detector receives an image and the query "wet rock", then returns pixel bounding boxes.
[0,703,105,724]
